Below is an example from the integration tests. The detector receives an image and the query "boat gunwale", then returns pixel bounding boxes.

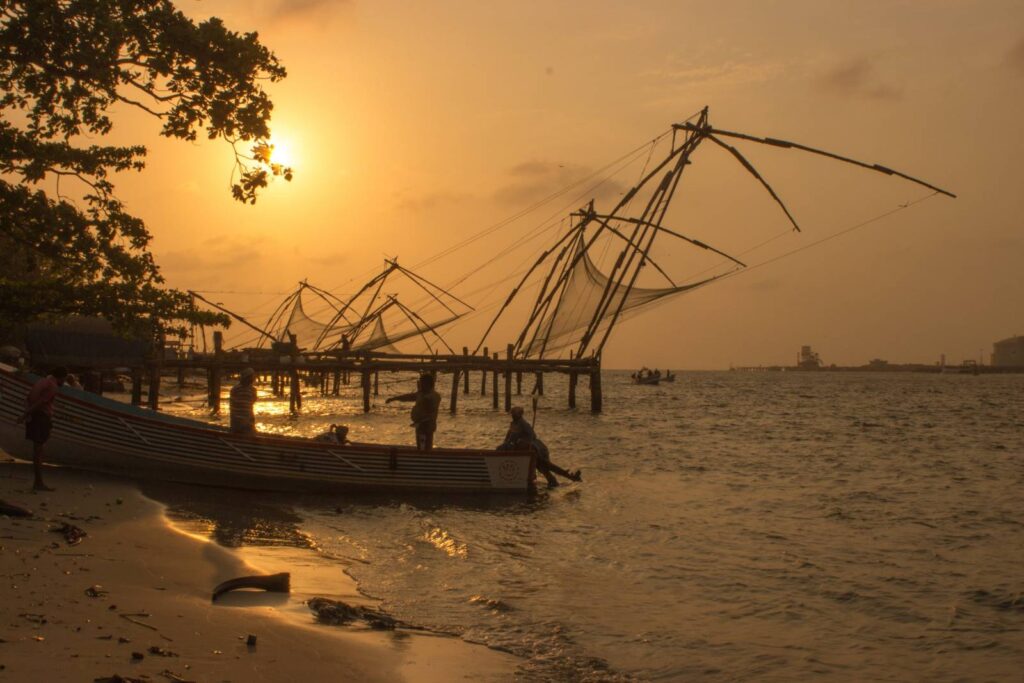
[0,364,533,461]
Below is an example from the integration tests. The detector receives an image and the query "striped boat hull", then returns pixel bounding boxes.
[0,365,535,493]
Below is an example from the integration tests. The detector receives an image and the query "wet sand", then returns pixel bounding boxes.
[0,458,518,682]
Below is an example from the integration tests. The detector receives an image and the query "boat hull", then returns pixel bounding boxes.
[0,365,535,493]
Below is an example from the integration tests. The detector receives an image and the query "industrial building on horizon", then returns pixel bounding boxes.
[991,335,1024,367]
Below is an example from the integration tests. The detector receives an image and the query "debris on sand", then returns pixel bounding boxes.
[307,597,402,630]
[50,522,87,545]
[211,572,290,602]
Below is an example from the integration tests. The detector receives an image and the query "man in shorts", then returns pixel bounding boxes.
[386,373,442,451]
[17,366,69,491]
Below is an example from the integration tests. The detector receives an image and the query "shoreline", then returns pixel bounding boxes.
[0,457,519,682]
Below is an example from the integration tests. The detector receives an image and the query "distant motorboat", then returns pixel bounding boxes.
[631,369,662,385]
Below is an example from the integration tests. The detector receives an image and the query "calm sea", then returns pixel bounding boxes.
[153,370,1024,681]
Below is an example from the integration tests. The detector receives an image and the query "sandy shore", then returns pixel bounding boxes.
[0,457,519,682]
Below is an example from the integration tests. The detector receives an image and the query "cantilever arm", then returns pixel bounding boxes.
[707,135,801,233]
[589,213,747,268]
[678,122,956,199]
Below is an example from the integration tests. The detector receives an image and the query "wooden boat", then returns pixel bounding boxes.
[631,371,660,385]
[662,371,676,382]
[0,364,535,493]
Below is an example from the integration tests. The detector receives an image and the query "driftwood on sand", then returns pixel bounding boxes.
[211,572,291,602]
[0,499,32,517]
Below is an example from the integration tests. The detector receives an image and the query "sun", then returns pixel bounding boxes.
[268,137,296,169]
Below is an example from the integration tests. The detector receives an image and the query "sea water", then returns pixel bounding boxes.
[154,371,1024,681]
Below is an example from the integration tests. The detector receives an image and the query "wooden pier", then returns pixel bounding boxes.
[136,340,603,415]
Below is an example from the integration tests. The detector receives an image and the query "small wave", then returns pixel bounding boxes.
[469,595,515,612]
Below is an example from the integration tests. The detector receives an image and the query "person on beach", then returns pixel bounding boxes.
[229,368,258,435]
[385,373,441,451]
[16,366,69,491]
[499,406,581,487]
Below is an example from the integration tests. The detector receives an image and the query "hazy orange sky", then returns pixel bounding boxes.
[104,0,1023,369]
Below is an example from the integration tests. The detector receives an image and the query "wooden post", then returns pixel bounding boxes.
[462,347,470,394]
[515,371,522,395]
[589,365,602,414]
[332,369,341,396]
[210,331,223,414]
[504,344,513,412]
[131,368,143,406]
[288,370,302,414]
[374,370,380,396]
[208,367,221,414]
[492,352,499,409]
[481,346,488,395]
[535,371,544,396]
[177,366,185,386]
[449,369,460,414]
[568,371,577,409]
[361,368,371,413]
[147,365,161,410]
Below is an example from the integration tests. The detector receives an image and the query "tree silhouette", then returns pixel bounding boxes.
[0,0,293,339]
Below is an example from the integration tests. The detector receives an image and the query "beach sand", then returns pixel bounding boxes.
[0,457,519,682]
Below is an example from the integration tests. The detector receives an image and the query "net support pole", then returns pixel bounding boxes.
[374,370,379,396]
[516,371,522,395]
[361,368,371,413]
[210,331,223,415]
[333,369,341,396]
[462,347,470,394]
[492,353,499,409]
[481,347,489,395]
[289,369,301,415]
[534,372,544,396]
[568,371,577,409]
[590,362,602,414]
[450,368,460,415]
[147,365,161,411]
[132,368,143,407]
[504,345,513,413]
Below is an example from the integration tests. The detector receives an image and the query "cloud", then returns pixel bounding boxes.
[304,250,349,267]
[269,0,342,20]
[159,234,267,275]
[396,190,471,212]
[493,161,627,206]
[1006,38,1024,74]
[816,58,903,100]
[646,59,786,89]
